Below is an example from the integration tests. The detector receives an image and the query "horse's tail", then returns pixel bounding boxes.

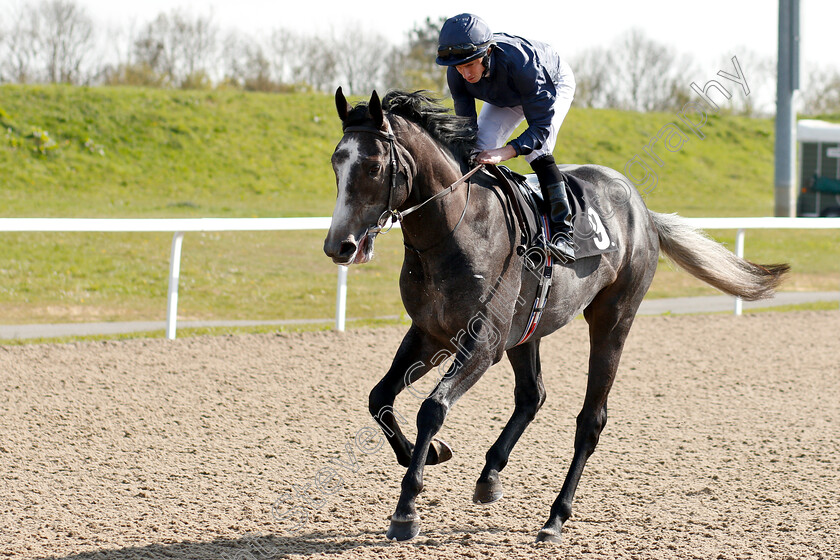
[650,211,789,301]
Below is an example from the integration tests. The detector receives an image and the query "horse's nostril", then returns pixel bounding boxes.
[339,241,357,258]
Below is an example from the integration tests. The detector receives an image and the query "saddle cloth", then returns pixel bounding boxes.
[493,165,619,259]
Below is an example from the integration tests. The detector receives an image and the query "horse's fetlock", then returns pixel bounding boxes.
[401,476,423,496]
[558,500,574,523]
[484,448,507,471]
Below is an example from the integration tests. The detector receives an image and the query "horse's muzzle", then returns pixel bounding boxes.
[324,230,373,266]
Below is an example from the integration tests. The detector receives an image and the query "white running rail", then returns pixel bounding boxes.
[0,217,837,338]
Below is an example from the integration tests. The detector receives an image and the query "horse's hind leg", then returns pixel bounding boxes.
[474,339,546,504]
[369,324,453,468]
[536,282,647,543]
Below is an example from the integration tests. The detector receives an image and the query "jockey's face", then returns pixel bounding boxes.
[455,58,485,84]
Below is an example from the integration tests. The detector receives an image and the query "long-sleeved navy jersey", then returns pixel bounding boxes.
[447,33,569,156]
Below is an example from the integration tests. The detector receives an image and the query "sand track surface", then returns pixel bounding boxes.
[2,311,838,559]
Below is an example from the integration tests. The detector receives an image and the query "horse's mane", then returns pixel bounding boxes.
[346,90,478,164]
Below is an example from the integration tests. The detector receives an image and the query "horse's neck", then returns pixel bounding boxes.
[401,125,464,198]
[398,131,470,244]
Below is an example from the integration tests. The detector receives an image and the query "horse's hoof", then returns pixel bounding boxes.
[386,516,421,541]
[535,527,562,543]
[426,438,453,465]
[473,474,503,504]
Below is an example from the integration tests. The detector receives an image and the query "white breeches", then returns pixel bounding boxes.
[475,59,576,163]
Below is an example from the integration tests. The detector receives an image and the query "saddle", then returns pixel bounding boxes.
[485,164,618,260]
[482,164,619,346]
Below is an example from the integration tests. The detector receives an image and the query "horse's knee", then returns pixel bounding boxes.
[574,405,608,453]
[368,383,389,416]
[515,381,546,423]
[518,397,543,424]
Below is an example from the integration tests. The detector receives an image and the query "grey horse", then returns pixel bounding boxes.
[323,89,788,543]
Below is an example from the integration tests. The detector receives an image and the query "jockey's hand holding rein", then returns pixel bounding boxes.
[475,145,517,165]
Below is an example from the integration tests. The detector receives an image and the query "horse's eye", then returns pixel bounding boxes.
[369,163,382,177]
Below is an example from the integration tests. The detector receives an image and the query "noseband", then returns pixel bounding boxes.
[341,120,483,240]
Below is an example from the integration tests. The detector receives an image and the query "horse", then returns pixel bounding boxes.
[323,88,788,543]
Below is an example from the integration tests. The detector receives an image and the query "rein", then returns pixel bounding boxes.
[397,163,483,222]
[342,116,551,344]
[342,121,483,242]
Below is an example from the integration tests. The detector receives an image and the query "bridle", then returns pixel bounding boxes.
[341,118,484,242]
[342,120,404,234]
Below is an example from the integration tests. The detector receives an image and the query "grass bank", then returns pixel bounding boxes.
[1,85,837,327]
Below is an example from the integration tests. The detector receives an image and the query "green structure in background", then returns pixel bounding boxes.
[797,119,840,217]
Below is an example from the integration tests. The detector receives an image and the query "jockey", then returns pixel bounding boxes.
[436,13,577,261]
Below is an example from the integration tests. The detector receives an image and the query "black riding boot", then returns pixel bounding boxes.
[531,155,576,262]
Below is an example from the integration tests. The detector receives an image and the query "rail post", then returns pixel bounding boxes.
[166,232,185,339]
[734,228,746,316]
[335,265,348,331]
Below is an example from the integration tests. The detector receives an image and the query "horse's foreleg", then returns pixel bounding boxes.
[369,325,452,468]
[474,339,546,504]
[536,297,637,543]
[387,347,495,541]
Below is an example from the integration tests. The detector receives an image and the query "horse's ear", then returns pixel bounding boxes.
[368,90,384,128]
[335,87,351,122]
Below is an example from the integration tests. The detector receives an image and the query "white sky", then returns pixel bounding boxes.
[74,0,837,72]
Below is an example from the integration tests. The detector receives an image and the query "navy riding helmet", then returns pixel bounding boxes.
[435,13,495,67]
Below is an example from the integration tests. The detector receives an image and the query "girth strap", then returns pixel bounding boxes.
[515,214,554,346]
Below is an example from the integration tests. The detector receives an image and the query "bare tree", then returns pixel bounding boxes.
[390,16,447,93]
[241,46,273,92]
[609,28,692,112]
[175,10,216,84]
[0,15,4,82]
[800,64,840,116]
[38,0,94,84]
[132,14,176,82]
[268,28,298,86]
[95,18,138,86]
[1,3,41,83]
[98,16,167,87]
[382,45,407,93]
[705,49,775,117]
[132,9,217,88]
[569,29,695,112]
[332,26,390,95]
[221,30,283,91]
[290,34,337,93]
[569,46,612,108]
[220,30,248,87]
[268,28,341,91]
